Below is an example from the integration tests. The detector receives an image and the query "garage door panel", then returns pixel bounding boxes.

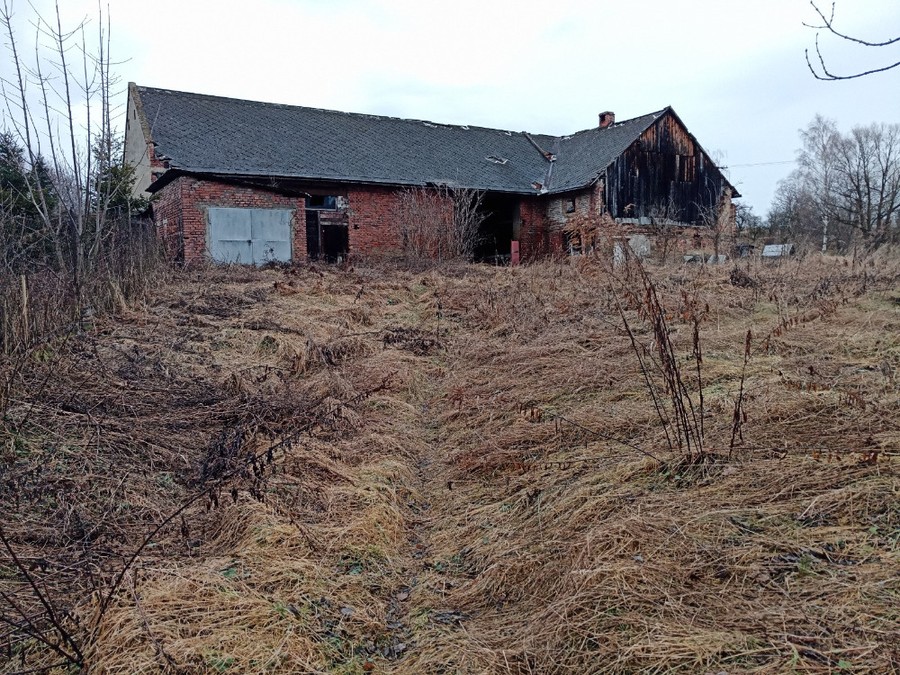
[251,208,291,233]
[209,208,252,241]
[208,207,293,265]
[253,240,292,264]
[251,210,292,263]
[209,239,253,264]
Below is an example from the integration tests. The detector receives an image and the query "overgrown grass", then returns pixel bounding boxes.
[1,251,898,673]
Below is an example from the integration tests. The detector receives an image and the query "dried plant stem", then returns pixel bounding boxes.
[613,255,706,461]
[614,290,676,453]
[0,526,84,667]
[730,329,752,457]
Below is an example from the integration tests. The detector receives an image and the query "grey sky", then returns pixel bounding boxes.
[5,0,899,214]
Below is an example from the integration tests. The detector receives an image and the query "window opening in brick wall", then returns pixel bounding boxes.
[308,195,338,210]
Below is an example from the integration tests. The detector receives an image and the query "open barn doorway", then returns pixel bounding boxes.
[474,194,518,263]
[305,196,349,262]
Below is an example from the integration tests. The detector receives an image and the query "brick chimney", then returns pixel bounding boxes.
[599,111,615,129]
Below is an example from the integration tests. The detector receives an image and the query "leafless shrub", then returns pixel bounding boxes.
[394,185,485,262]
[645,196,685,262]
[696,194,736,260]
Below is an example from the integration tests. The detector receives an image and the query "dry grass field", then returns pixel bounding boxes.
[2,252,899,674]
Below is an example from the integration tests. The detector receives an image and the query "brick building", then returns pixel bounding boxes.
[124,83,739,264]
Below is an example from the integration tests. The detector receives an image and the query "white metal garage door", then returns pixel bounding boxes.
[207,207,293,265]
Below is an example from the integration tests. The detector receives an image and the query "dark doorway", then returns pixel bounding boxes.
[474,194,518,263]
[305,199,348,262]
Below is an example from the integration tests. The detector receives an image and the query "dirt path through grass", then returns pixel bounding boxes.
[383,285,478,670]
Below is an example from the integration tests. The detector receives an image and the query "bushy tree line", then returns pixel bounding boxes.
[769,116,900,252]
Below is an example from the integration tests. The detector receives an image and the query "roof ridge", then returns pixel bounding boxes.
[135,83,534,138]
[135,84,665,143]
[557,108,668,140]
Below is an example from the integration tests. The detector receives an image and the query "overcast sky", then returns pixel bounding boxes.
[3,0,899,215]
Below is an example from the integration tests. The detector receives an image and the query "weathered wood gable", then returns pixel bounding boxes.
[605,109,734,225]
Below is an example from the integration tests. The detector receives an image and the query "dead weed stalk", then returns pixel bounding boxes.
[613,254,706,462]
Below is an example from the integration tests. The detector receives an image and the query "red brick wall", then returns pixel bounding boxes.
[154,178,410,263]
[518,197,552,260]
[346,187,403,255]
[156,178,624,263]
[518,182,630,258]
[153,176,307,263]
[152,179,183,260]
[148,142,168,184]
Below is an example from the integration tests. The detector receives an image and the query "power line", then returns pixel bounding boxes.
[721,160,796,169]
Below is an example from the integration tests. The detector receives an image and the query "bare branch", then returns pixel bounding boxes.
[806,45,900,81]
[805,2,900,80]
[805,1,900,47]
[0,527,84,666]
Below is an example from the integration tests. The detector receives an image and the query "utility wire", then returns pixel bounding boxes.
[721,160,796,169]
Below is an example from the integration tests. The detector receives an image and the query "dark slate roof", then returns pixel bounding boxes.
[529,112,664,193]
[134,85,664,195]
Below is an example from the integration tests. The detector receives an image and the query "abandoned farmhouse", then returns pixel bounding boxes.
[124,83,739,264]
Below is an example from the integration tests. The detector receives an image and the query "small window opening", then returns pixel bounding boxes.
[565,197,577,213]
[308,195,338,210]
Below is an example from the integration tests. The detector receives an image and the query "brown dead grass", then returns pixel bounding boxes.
[2,252,899,674]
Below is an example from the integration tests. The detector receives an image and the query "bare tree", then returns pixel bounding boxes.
[767,175,818,244]
[805,1,900,80]
[0,0,139,298]
[0,1,155,354]
[734,202,762,234]
[798,115,843,250]
[771,116,900,251]
[835,123,900,244]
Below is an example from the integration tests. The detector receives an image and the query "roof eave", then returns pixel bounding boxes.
[146,168,546,196]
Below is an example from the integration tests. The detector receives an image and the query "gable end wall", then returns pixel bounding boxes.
[605,111,733,225]
[125,85,168,198]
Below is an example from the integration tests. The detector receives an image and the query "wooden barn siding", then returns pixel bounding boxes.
[607,112,729,225]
